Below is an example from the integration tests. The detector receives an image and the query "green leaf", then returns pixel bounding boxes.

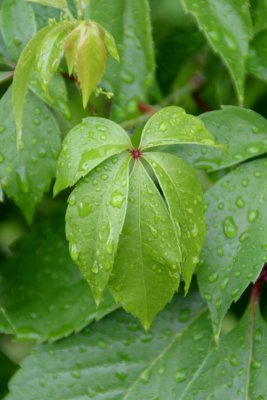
[170,106,267,172]
[248,30,267,83]
[181,0,252,103]
[64,22,84,75]
[66,153,131,304]
[0,213,117,342]
[54,117,131,194]
[12,24,52,141]
[145,152,205,292]
[0,86,61,223]
[0,71,13,84]
[197,158,267,339]
[180,305,267,399]
[86,0,155,121]
[251,0,267,34]
[6,293,212,400]
[0,351,16,398]
[27,0,68,9]
[30,72,71,119]
[0,0,36,61]
[140,106,217,150]
[101,26,120,62]
[109,161,181,330]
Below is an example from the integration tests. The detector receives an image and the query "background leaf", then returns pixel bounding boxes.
[0,0,36,61]
[0,351,16,398]
[181,0,252,103]
[86,0,155,121]
[66,153,130,303]
[109,161,181,329]
[27,0,68,9]
[248,30,267,83]
[197,158,267,339]
[0,86,61,223]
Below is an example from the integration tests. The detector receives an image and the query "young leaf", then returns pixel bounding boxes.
[170,106,267,172]
[101,26,120,62]
[64,22,84,75]
[6,293,211,400]
[0,213,117,343]
[0,0,36,61]
[0,86,61,223]
[145,152,205,292]
[86,0,155,121]
[109,161,181,330]
[197,158,267,339]
[248,30,267,83]
[140,106,217,150]
[66,153,131,304]
[26,0,68,9]
[180,305,267,399]
[54,117,131,195]
[12,24,53,141]
[181,0,253,103]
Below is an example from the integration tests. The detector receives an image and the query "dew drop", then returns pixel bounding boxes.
[78,202,92,217]
[110,190,125,208]
[223,217,238,238]
[175,368,187,383]
[248,210,259,222]
[209,272,218,283]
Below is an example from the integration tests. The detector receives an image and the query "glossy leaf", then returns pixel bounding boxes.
[66,153,131,304]
[198,158,267,339]
[12,25,52,141]
[86,0,155,121]
[6,293,212,400]
[0,0,36,61]
[0,213,117,342]
[180,305,267,399]
[181,0,252,103]
[64,22,84,75]
[140,106,217,150]
[248,30,267,83]
[27,0,68,8]
[54,117,131,194]
[109,161,181,330]
[145,152,205,292]
[0,86,61,223]
[170,106,267,172]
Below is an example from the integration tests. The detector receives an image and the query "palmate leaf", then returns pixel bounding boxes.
[170,106,267,172]
[0,213,117,342]
[0,86,61,223]
[6,293,212,400]
[55,106,215,327]
[197,158,267,340]
[181,0,252,104]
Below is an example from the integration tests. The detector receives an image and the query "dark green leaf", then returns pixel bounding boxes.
[0,0,36,61]
[109,161,181,330]
[181,0,252,103]
[0,213,117,342]
[86,0,155,121]
[248,30,267,83]
[251,0,267,33]
[0,86,61,223]
[145,152,205,292]
[0,351,16,398]
[6,293,211,400]
[66,153,131,303]
[198,158,267,339]
[0,71,13,84]
[54,117,131,194]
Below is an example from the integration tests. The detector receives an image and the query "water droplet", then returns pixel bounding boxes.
[248,210,259,222]
[252,360,261,369]
[78,202,92,217]
[223,217,238,238]
[217,246,224,257]
[101,174,108,180]
[71,369,81,379]
[16,166,29,194]
[33,118,40,126]
[70,243,80,261]
[209,272,218,283]
[68,194,76,206]
[242,179,249,187]
[159,121,168,132]
[230,354,239,367]
[175,368,187,383]
[235,196,245,208]
[96,124,108,132]
[149,225,158,238]
[92,261,99,274]
[35,107,41,115]
[140,370,150,384]
[110,190,125,208]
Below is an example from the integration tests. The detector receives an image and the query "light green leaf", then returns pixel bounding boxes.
[64,22,84,75]
[66,153,131,304]
[86,0,155,121]
[181,0,252,103]
[140,106,216,150]
[101,26,120,62]
[109,161,181,330]
[180,305,267,399]
[248,30,267,83]
[197,158,267,339]
[27,0,68,9]
[145,152,205,292]
[12,24,52,141]
[169,106,267,172]
[0,213,117,343]
[0,0,36,61]
[30,72,71,119]
[54,117,131,194]
[0,86,61,223]
[6,293,212,400]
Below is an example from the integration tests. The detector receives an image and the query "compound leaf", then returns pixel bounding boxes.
[109,161,181,330]
[66,153,131,304]
[145,152,205,292]
[197,158,267,339]
[54,117,131,194]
